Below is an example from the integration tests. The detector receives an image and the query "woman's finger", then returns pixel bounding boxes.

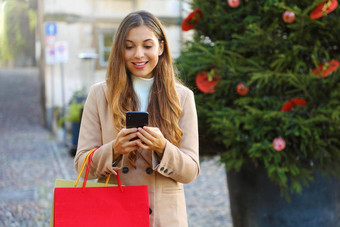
[127,132,139,141]
[137,127,155,140]
[105,168,117,176]
[119,127,138,137]
[114,128,140,154]
[110,170,117,176]
[142,126,159,136]
[136,140,150,150]
[120,145,139,154]
[136,131,153,145]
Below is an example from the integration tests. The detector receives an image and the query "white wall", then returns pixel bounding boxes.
[45,0,94,16]
[43,0,191,129]
[137,0,181,17]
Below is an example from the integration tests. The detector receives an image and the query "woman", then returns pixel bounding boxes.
[74,10,199,227]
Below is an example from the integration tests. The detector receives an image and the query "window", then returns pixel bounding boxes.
[99,30,115,66]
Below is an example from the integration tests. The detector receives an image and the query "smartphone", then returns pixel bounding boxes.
[126,111,149,128]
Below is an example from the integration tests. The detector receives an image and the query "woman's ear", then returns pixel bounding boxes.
[158,40,164,56]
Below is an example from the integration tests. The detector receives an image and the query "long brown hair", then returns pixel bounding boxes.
[106,10,183,146]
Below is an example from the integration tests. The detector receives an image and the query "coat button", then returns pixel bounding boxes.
[122,167,129,174]
[149,208,152,215]
[146,167,153,175]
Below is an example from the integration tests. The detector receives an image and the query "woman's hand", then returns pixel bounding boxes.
[113,128,140,156]
[136,126,166,156]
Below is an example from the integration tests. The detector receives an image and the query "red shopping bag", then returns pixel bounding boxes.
[53,149,149,227]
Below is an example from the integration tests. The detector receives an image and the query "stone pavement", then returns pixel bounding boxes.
[0,68,232,227]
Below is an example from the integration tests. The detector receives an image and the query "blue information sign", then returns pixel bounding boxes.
[45,22,57,36]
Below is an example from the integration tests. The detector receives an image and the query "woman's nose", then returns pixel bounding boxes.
[135,46,144,58]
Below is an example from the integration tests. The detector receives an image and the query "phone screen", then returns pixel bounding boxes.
[126,111,149,128]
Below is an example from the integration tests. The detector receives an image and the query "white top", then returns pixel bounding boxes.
[132,75,154,112]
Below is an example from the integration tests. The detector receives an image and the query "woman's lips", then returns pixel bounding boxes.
[133,61,148,69]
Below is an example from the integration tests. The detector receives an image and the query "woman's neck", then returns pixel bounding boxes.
[131,75,154,112]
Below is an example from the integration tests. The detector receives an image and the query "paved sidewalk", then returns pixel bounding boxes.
[0,68,232,227]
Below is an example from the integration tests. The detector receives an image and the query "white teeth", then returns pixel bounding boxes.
[134,62,146,66]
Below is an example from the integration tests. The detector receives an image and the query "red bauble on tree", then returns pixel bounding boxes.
[310,0,338,19]
[236,83,249,95]
[273,137,286,151]
[282,10,296,23]
[281,98,308,112]
[195,70,219,94]
[182,9,203,31]
[228,0,240,8]
[312,60,340,78]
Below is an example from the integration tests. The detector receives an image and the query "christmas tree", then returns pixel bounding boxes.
[178,0,340,195]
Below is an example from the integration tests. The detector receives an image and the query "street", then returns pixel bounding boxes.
[0,68,232,227]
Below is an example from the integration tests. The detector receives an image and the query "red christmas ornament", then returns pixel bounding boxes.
[228,0,240,8]
[310,0,338,19]
[236,83,249,95]
[281,98,307,112]
[281,101,294,112]
[282,10,296,23]
[312,60,340,78]
[273,137,286,151]
[195,70,219,94]
[182,9,203,31]
[290,98,308,106]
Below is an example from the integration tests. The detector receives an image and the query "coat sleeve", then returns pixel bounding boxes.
[74,84,120,179]
[152,89,200,184]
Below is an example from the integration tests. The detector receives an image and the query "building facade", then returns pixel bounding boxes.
[42,0,192,130]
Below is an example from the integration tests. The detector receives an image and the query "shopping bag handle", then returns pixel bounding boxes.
[105,172,124,192]
[74,148,98,187]
[75,148,124,192]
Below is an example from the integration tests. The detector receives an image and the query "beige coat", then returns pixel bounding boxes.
[74,81,200,227]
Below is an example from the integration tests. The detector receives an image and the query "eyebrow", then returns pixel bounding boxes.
[125,39,154,43]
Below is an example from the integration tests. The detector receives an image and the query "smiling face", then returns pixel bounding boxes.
[124,25,164,79]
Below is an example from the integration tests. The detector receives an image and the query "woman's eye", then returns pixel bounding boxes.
[125,46,133,50]
[144,46,152,49]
